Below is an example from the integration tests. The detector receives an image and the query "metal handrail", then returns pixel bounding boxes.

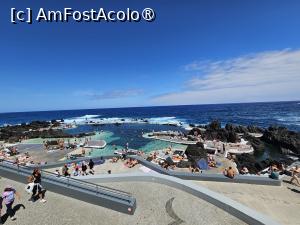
[0,159,132,200]
[26,154,117,169]
[40,169,132,196]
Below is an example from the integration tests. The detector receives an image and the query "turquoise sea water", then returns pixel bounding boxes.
[89,130,187,157]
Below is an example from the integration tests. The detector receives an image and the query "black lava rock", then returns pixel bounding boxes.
[262,126,300,155]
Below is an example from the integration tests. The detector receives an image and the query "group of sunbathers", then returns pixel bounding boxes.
[124,158,139,168]
[207,155,217,168]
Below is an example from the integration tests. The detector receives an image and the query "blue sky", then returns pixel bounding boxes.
[0,0,300,112]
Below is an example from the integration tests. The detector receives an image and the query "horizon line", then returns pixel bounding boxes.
[0,100,299,115]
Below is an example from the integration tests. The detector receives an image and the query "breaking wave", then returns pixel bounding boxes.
[63,114,101,124]
[63,115,189,128]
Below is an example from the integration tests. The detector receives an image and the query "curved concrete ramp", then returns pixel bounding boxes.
[0,161,136,215]
[79,173,281,225]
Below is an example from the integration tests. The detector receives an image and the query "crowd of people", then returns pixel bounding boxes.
[43,137,93,152]
[266,163,300,185]
[57,159,96,177]
[0,145,41,167]
[0,150,298,223]
[124,158,139,168]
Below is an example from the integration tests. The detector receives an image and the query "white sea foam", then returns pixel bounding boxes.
[275,116,300,122]
[274,115,300,127]
[146,117,182,126]
[82,115,101,118]
[63,114,101,124]
[63,115,188,128]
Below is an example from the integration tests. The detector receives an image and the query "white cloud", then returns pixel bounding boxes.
[152,49,300,105]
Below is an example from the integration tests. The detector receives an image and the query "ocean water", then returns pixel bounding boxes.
[0,101,299,130]
[0,101,299,159]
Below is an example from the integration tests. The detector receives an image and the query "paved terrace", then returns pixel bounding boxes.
[0,178,246,225]
[13,143,73,163]
[195,178,300,225]
[0,154,289,225]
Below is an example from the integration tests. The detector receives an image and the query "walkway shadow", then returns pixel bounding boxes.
[287,187,300,194]
[1,204,25,224]
[282,180,291,184]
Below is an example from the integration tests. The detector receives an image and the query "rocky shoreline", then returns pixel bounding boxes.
[188,120,300,155]
[1,119,299,174]
[187,120,300,173]
[0,120,93,143]
[1,120,299,155]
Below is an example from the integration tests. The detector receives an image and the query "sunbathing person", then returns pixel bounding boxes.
[189,165,200,173]
[278,163,288,175]
[224,167,235,179]
[240,166,249,175]
[153,152,158,159]
[124,158,133,167]
[169,164,176,170]
[172,155,183,161]
[146,155,153,162]
[25,152,30,158]
[290,165,300,186]
[162,161,169,170]
[270,163,278,171]
[128,159,138,168]
[73,167,79,176]
[208,160,217,168]
[208,155,214,162]
[269,163,280,180]
[54,169,61,177]
[110,157,119,163]
[132,159,138,166]
[165,147,172,155]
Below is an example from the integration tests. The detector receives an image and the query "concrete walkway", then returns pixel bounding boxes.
[195,178,300,225]
[0,178,244,225]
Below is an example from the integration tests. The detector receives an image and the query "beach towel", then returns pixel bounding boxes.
[197,158,208,170]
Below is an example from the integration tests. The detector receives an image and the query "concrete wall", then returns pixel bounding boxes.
[37,154,282,186]
[128,155,282,186]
